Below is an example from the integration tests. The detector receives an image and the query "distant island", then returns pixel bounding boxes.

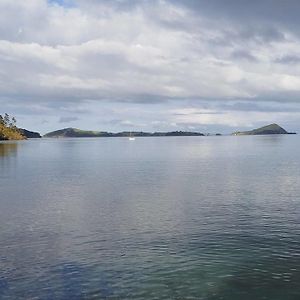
[44,124,297,138]
[232,124,296,136]
[44,128,111,138]
[44,128,206,138]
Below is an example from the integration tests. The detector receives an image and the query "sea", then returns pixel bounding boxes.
[0,135,300,299]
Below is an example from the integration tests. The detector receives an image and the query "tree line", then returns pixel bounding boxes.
[0,113,25,140]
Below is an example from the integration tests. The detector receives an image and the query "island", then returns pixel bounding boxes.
[43,128,110,138]
[44,128,205,138]
[232,123,296,136]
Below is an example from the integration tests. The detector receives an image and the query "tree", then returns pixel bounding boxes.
[4,113,10,126]
[10,116,17,129]
[0,115,4,126]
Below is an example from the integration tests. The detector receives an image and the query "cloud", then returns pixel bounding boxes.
[230,50,258,62]
[1,0,300,132]
[274,55,300,64]
[173,0,300,34]
[59,116,79,123]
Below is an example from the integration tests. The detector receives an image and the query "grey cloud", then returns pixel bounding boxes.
[237,27,285,44]
[59,116,79,123]
[173,0,300,34]
[103,118,148,129]
[274,55,300,64]
[250,91,300,104]
[173,111,224,116]
[78,0,300,31]
[217,102,300,113]
[75,0,143,11]
[230,50,258,62]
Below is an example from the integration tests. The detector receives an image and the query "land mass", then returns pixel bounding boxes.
[0,114,26,140]
[44,128,206,138]
[1,113,297,141]
[19,129,42,138]
[0,128,42,140]
[232,124,296,135]
[0,128,24,140]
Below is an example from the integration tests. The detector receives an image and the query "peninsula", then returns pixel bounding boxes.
[19,129,42,139]
[0,114,25,140]
[232,124,296,136]
[0,114,42,140]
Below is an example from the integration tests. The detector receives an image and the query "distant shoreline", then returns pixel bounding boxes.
[42,124,296,139]
[1,123,297,141]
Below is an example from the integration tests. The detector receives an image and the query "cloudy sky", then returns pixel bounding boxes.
[1,0,300,134]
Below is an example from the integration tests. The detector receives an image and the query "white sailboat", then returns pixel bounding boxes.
[129,132,135,141]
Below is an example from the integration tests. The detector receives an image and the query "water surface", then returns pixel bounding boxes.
[1,136,300,299]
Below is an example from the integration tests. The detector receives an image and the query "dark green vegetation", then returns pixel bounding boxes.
[43,128,114,138]
[232,124,296,136]
[0,114,25,140]
[19,129,41,139]
[44,128,205,138]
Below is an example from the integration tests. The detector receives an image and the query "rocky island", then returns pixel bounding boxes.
[232,123,296,136]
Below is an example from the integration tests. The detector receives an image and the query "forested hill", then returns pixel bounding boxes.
[232,124,296,135]
[44,128,205,138]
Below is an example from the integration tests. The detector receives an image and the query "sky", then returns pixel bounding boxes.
[1,0,300,134]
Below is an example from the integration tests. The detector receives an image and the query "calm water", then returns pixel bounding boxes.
[1,136,300,300]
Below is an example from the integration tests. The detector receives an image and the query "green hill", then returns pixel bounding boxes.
[232,124,295,135]
[43,128,113,138]
[19,129,41,138]
[44,128,206,138]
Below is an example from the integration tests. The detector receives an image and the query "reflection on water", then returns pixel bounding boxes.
[0,142,18,158]
[0,142,19,174]
[0,136,300,299]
